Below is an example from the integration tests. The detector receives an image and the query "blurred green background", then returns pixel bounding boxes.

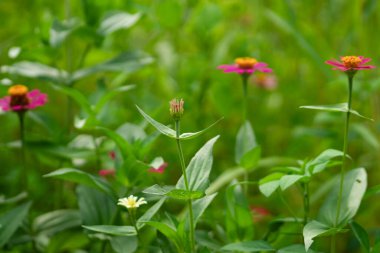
[0,0,380,252]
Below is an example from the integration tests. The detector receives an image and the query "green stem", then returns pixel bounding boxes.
[18,112,28,191]
[302,183,310,226]
[241,75,249,196]
[335,75,353,226]
[175,120,195,253]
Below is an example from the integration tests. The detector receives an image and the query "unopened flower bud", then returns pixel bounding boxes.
[169,98,184,120]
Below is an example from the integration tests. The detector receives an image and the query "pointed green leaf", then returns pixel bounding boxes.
[97,11,141,36]
[50,18,80,48]
[278,244,322,253]
[166,189,205,200]
[146,221,182,251]
[193,193,217,225]
[82,225,136,236]
[280,175,307,191]
[136,105,176,138]
[240,146,261,169]
[303,220,345,251]
[235,121,257,164]
[176,136,219,191]
[259,173,284,197]
[143,184,174,196]
[318,168,367,227]
[137,198,166,229]
[221,240,275,252]
[350,221,370,253]
[300,103,373,121]
[44,168,114,196]
[0,201,32,247]
[179,118,223,140]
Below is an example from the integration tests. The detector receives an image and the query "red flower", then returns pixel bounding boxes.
[148,162,168,174]
[99,169,115,177]
[250,206,271,222]
[325,56,375,72]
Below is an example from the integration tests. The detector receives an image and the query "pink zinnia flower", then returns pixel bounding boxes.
[325,56,375,72]
[252,73,277,90]
[250,206,271,222]
[0,84,48,112]
[218,57,272,75]
[99,169,116,177]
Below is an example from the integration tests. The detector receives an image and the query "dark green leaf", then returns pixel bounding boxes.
[82,225,136,236]
[146,221,182,251]
[350,221,370,253]
[221,240,275,252]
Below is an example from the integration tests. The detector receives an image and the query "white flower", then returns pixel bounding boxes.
[118,195,147,209]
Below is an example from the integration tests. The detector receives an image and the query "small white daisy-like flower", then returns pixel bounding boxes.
[118,195,147,209]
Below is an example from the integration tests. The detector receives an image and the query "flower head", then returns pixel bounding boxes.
[250,206,271,222]
[118,195,147,209]
[0,84,48,112]
[169,98,184,120]
[252,73,277,90]
[218,57,272,75]
[325,56,375,72]
[99,169,116,177]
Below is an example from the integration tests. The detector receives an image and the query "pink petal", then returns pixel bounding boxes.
[360,57,372,64]
[355,65,376,69]
[325,60,345,68]
[0,97,11,111]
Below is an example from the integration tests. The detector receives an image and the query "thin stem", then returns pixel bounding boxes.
[302,182,310,226]
[175,120,195,253]
[18,112,28,191]
[335,75,353,227]
[242,75,248,123]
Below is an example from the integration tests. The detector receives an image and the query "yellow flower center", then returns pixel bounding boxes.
[8,85,29,96]
[341,56,362,68]
[235,57,258,69]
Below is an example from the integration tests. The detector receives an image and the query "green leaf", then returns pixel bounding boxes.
[52,84,93,115]
[94,85,135,113]
[97,11,141,36]
[33,209,81,236]
[110,236,137,253]
[2,61,68,83]
[72,52,153,82]
[240,146,261,169]
[221,240,275,252]
[143,184,174,196]
[137,198,166,229]
[235,121,257,164]
[192,193,217,225]
[259,173,284,197]
[50,18,80,48]
[82,225,136,236]
[306,149,345,174]
[280,175,307,191]
[176,136,219,191]
[318,168,367,227]
[179,118,223,140]
[44,168,114,196]
[364,184,380,198]
[146,221,182,251]
[278,244,322,253]
[350,221,370,253]
[0,201,32,247]
[300,103,373,121]
[166,189,205,200]
[303,220,345,251]
[136,105,176,138]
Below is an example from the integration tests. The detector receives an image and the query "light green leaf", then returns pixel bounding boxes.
[2,61,68,83]
[166,189,205,200]
[179,118,223,140]
[44,168,114,196]
[143,184,174,196]
[98,11,141,36]
[176,136,219,191]
[221,240,275,252]
[0,201,32,247]
[137,198,166,229]
[303,220,344,251]
[82,225,136,236]
[278,244,322,253]
[235,120,257,164]
[350,221,370,253]
[259,173,284,197]
[300,103,373,121]
[136,105,176,138]
[50,18,81,48]
[72,52,153,82]
[306,149,345,174]
[240,146,261,169]
[192,193,217,225]
[110,236,137,253]
[318,168,367,227]
[280,175,307,191]
[33,209,81,236]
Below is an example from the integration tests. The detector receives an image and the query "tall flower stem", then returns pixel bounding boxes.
[241,75,249,195]
[175,120,195,253]
[17,111,28,191]
[302,182,310,226]
[331,74,354,253]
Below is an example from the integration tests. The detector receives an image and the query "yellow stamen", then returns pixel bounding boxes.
[8,85,29,96]
[341,56,362,68]
[235,57,257,69]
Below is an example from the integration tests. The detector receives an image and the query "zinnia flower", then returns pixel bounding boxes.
[169,98,184,120]
[252,73,277,90]
[325,56,375,72]
[218,57,272,75]
[118,195,147,209]
[0,84,47,112]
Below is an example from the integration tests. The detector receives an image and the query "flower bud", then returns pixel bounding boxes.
[169,98,184,120]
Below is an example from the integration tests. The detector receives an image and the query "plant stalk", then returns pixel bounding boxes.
[302,182,310,226]
[241,75,249,195]
[175,120,195,253]
[18,111,28,191]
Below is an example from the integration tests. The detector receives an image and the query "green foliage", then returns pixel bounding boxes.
[221,240,275,252]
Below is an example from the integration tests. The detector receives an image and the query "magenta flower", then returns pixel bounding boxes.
[252,73,277,90]
[0,85,48,112]
[325,56,375,72]
[218,57,272,75]
[99,169,116,177]
[148,162,168,174]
